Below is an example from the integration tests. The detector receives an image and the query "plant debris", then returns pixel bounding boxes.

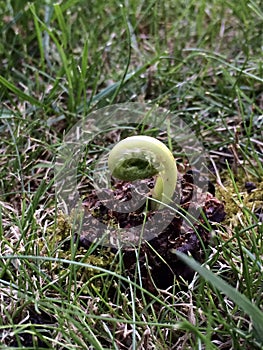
[78,171,226,292]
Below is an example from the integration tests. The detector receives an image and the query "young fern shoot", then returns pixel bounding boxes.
[108,135,177,209]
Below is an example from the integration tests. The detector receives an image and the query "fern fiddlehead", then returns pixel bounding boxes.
[108,135,177,209]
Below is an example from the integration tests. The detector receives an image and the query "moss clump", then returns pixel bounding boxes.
[68,248,118,294]
[42,212,72,255]
[215,172,262,232]
[43,211,118,293]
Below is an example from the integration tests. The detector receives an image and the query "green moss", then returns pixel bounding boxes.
[43,211,118,292]
[69,248,118,293]
[79,249,116,278]
[42,212,72,254]
[215,171,263,231]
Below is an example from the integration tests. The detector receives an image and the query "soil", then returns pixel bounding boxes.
[79,171,226,293]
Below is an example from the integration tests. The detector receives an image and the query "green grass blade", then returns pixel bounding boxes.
[53,3,69,48]
[77,55,162,112]
[0,75,43,106]
[31,3,45,68]
[176,251,263,343]
[248,0,263,19]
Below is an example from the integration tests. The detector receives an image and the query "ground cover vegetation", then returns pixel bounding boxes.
[0,0,262,349]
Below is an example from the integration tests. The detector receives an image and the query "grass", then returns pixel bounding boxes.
[0,0,263,349]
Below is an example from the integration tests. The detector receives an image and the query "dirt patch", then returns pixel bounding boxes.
[78,171,226,292]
